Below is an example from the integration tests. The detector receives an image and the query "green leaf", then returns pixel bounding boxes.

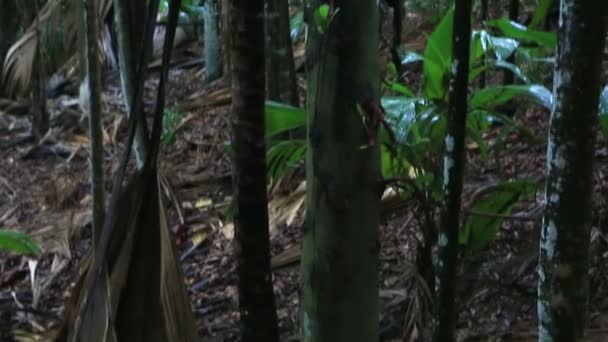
[459,180,537,251]
[314,4,331,33]
[423,8,454,99]
[599,85,608,138]
[486,18,557,49]
[266,140,306,180]
[382,96,421,144]
[0,230,40,255]
[265,101,307,138]
[290,11,305,41]
[470,85,552,111]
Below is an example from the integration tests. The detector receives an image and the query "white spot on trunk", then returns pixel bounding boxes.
[438,233,449,247]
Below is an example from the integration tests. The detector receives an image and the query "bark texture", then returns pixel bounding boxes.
[537,1,608,340]
[299,1,381,341]
[266,0,298,106]
[433,0,472,341]
[229,0,279,341]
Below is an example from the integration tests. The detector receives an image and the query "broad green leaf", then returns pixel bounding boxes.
[599,86,608,138]
[459,180,537,251]
[486,18,556,49]
[487,36,519,61]
[470,85,552,111]
[423,8,454,99]
[265,101,307,138]
[266,140,306,180]
[0,230,40,255]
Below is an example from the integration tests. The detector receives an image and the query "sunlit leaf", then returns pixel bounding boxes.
[265,101,307,138]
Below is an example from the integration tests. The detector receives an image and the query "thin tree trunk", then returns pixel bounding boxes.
[83,0,105,243]
[30,0,49,141]
[229,0,279,341]
[299,0,381,340]
[113,0,150,169]
[502,0,518,86]
[478,0,488,89]
[266,0,298,106]
[203,0,222,83]
[537,1,608,340]
[433,0,472,341]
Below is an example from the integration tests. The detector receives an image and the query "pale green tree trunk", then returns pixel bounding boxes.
[433,0,472,341]
[299,1,381,341]
[537,1,608,340]
[203,0,222,83]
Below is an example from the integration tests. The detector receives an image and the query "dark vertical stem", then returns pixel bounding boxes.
[433,0,472,341]
[266,0,298,106]
[502,0,519,86]
[478,0,488,89]
[229,0,279,341]
[83,0,105,243]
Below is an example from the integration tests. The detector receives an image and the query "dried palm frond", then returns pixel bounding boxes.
[1,0,112,97]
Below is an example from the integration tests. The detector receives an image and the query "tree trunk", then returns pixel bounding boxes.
[83,0,105,243]
[299,0,381,341]
[30,0,49,140]
[265,0,298,106]
[433,0,472,341]
[478,0,488,88]
[229,0,279,341]
[203,0,222,83]
[113,0,150,169]
[537,1,608,340]
[502,0,518,86]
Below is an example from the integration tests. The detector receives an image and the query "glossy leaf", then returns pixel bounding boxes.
[265,101,307,138]
[459,180,537,251]
[0,230,40,255]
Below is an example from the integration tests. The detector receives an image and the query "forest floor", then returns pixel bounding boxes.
[2,15,608,342]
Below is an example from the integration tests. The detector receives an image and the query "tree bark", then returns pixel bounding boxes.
[265,0,298,106]
[537,1,608,340]
[229,0,279,341]
[299,0,381,341]
[433,0,472,341]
